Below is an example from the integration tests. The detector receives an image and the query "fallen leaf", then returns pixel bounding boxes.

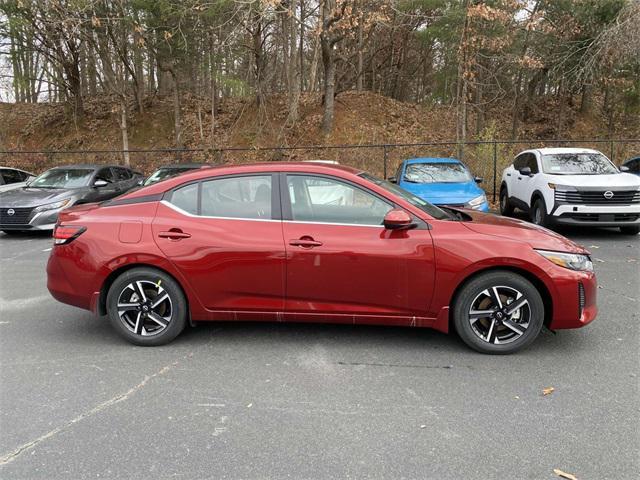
[594,258,605,263]
[420,425,426,429]
[589,245,600,249]
[543,387,555,396]
[247,403,253,408]
[553,468,578,480]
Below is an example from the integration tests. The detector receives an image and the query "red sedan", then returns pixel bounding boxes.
[46,162,597,354]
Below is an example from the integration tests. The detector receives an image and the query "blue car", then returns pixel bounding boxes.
[392,157,490,212]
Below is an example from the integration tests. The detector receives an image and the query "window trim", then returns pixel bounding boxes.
[280,172,395,226]
[164,173,281,221]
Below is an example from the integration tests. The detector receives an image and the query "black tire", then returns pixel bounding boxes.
[620,225,640,235]
[499,187,514,216]
[106,267,187,346]
[530,197,548,227]
[453,271,545,354]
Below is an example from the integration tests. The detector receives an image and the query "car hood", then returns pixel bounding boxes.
[547,172,640,188]
[459,209,588,254]
[0,187,78,207]
[404,181,483,203]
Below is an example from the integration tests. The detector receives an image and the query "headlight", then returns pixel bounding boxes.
[536,249,593,272]
[33,199,71,213]
[466,194,487,209]
[547,184,577,191]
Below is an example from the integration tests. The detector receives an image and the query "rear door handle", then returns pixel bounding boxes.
[289,238,323,248]
[159,230,191,240]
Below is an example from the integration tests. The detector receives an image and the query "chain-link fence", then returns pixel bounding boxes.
[2,139,638,202]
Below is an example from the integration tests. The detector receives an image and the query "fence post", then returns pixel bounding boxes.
[383,145,388,179]
[610,140,614,163]
[492,140,498,203]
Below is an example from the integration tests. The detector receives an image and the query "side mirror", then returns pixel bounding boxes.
[388,176,397,183]
[137,179,144,186]
[383,209,416,230]
[620,165,630,172]
[93,179,109,188]
[474,176,483,184]
[518,166,533,176]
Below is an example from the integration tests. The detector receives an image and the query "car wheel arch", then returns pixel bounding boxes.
[446,265,553,333]
[530,190,547,210]
[98,263,191,325]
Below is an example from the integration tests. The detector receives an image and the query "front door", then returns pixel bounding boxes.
[152,174,285,315]
[281,173,436,325]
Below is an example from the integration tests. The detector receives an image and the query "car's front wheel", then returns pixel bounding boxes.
[106,267,187,346]
[453,271,545,354]
[530,197,548,227]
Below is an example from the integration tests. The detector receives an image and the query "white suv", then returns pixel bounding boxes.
[499,148,640,234]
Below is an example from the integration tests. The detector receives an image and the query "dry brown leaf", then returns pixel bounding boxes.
[543,387,555,396]
[553,468,578,480]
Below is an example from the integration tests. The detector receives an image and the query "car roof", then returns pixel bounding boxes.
[0,166,34,173]
[405,157,462,165]
[127,162,363,197]
[531,147,602,155]
[48,164,126,170]
[156,163,210,169]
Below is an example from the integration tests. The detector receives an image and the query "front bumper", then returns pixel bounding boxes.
[548,269,597,330]
[551,204,640,227]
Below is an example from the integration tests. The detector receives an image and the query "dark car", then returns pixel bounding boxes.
[0,167,36,193]
[622,156,640,175]
[143,163,209,186]
[0,164,143,233]
[47,162,597,354]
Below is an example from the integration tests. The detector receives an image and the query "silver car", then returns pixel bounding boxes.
[0,167,35,193]
[0,164,143,233]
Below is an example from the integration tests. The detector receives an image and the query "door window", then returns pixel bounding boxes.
[513,154,527,171]
[168,183,199,215]
[0,168,27,184]
[96,168,116,183]
[201,175,272,219]
[112,167,132,180]
[287,175,392,225]
[526,153,539,174]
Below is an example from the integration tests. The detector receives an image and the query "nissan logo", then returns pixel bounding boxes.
[6,208,15,216]
[603,191,614,199]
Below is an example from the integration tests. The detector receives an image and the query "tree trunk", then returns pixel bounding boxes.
[320,35,336,134]
[120,98,130,167]
[356,18,364,91]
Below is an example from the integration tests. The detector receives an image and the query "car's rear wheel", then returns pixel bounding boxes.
[453,271,545,354]
[530,197,548,227]
[106,267,187,346]
[620,225,640,235]
[499,187,514,216]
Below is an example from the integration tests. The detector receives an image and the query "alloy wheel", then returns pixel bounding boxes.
[468,286,531,345]
[116,280,173,336]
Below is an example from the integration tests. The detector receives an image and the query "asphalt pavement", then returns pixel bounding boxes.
[0,228,638,480]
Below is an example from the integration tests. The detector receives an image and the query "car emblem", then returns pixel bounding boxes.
[603,191,614,199]
[7,208,15,216]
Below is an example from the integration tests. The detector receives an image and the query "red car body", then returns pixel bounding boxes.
[47,162,597,343]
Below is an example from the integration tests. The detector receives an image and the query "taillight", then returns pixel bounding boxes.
[53,225,86,245]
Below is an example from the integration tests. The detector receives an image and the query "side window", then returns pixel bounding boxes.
[168,183,198,215]
[201,175,272,219]
[1,168,26,184]
[513,154,526,171]
[527,153,539,174]
[112,167,131,180]
[287,175,392,225]
[96,168,116,183]
[628,160,640,173]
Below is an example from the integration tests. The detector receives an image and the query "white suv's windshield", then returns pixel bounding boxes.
[30,168,95,188]
[541,153,619,175]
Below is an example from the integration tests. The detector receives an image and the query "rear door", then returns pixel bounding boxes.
[152,173,286,315]
[281,173,436,325]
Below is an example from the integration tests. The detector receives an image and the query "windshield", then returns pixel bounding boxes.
[144,167,197,186]
[541,153,619,175]
[359,173,451,220]
[29,168,94,189]
[404,162,472,183]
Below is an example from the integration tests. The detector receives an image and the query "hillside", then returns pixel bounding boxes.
[1,91,638,179]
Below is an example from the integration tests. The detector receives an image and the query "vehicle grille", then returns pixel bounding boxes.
[578,282,585,318]
[569,213,639,222]
[555,190,640,205]
[0,207,34,225]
